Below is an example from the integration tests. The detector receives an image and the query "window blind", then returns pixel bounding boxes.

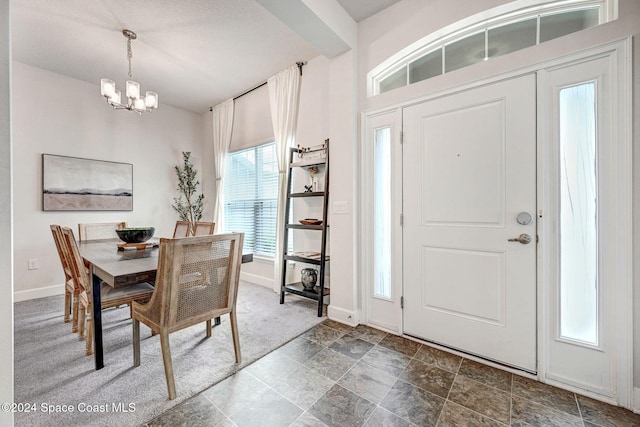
[224,142,279,256]
[229,84,273,152]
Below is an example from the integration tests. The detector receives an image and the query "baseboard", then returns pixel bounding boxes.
[634,386,640,413]
[240,271,274,290]
[16,277,273,303]
[14,284,64,302]
[327,305,359,327]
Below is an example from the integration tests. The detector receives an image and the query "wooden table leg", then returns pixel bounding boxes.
[92,268,104,370]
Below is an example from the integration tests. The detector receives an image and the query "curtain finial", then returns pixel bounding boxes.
[296,61,307,76]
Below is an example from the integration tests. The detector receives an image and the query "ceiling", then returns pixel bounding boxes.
[11,0,400,114]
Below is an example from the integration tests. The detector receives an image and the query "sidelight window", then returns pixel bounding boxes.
[558,82,598,345]
[374,127,392,299]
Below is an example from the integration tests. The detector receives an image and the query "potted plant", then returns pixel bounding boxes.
[171,151,204,235]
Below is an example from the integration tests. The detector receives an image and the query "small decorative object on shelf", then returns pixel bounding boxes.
[299,219,322,225]
[308,166,319,192]
[300,268,318,292]
[290,141,328,168]
[280,139,330,317]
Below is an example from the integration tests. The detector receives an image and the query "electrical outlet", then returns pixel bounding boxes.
[28,258,40,270]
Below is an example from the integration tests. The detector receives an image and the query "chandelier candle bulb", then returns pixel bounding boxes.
[100,79,115,97]
[134,98,145,111]
[145,91,158,109]
[126,80,140,99]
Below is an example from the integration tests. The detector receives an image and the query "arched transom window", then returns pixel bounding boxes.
[368,0,616,96]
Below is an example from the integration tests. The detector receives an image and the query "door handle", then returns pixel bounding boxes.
[508,234,531,244]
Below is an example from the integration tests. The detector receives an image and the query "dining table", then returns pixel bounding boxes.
[79,238,253,370]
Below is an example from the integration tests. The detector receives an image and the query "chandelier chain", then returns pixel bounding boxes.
[127,37,133,79]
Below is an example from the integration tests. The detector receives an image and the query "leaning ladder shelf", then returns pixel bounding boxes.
[280,139,329,317]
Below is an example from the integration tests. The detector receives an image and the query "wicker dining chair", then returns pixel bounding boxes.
[61,226,155,355]
[132,233,244,400]
[78,222,127,241]
[172,221,191,238]
[192,221,215,236]
[50,224,81,332]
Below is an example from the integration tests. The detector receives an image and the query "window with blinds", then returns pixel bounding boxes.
[224,142,279,257]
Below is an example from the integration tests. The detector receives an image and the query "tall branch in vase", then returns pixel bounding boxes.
[171,152,204,235]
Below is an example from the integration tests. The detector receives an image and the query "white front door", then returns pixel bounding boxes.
[402,74,537,371]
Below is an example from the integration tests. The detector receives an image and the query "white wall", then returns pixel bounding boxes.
[356,0,640,395]
[293,54,331,264]
[12,62,205,301]
[326,49,359,325]
[1,0,14,423]
[297,56,330,146]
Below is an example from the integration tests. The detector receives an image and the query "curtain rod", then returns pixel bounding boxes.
[210,61,306,111]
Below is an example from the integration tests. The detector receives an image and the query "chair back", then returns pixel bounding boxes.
[50,224,74,284]
[144,233,243,332]
[78,222,127,241]
[193,221,215,236]
[61,226,90,295]
[172,221,191,238]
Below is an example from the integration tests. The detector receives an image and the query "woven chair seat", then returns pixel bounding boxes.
[79,282,154,309]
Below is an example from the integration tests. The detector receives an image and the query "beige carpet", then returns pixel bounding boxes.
[14,281,324,426]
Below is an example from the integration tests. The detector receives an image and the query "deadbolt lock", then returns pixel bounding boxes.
[516,212,533,225]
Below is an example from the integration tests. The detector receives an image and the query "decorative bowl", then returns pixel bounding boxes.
[299,219,323,225]
[115,227,155,244]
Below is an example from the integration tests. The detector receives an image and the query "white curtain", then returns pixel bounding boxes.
[212,98,234,231]
[268,65,301,292]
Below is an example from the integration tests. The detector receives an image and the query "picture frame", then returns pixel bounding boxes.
[42,154,133,211]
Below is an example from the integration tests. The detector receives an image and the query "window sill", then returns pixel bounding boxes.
[252,254,274,263]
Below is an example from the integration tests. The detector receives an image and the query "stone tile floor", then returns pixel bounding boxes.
[147,320,640,426]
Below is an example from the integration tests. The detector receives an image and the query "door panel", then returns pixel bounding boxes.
[403,75,537,371]
[422,101,504,225]
[421,247,505,324]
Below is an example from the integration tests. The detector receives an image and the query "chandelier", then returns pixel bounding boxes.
[100,29,158,113]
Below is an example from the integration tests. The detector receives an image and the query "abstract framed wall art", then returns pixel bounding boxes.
[42,154,133,211]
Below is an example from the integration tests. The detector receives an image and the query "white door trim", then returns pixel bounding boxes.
[360,36,632,409]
